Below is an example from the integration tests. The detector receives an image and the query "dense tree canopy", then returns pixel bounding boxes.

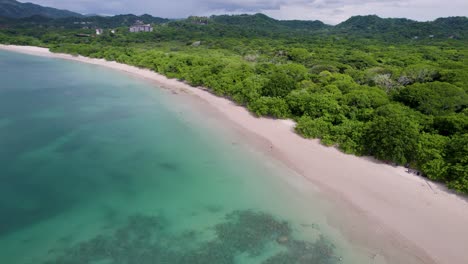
[364,104,420,164]
[395,82,467,115]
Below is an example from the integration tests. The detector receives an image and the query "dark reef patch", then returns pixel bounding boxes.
[204,204,223,213]
[44,210,339,264]
[157,161,180,172]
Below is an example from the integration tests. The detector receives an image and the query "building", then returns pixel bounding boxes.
[129,24,153,32]
[96,28,103,35]
[129,21,153,33]
[188,16,209,25]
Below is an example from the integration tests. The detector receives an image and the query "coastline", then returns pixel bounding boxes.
[1,45,467,264]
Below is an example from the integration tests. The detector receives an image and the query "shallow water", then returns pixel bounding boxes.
[0,51,367,264]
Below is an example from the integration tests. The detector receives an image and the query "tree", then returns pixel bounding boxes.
[303,93,343,122]
[330,119,366,154]
[372,74,396,93]
[399,64,440,85]
[444,134,468,193]
[295,116,332,139]
[364,104,420,164]
[287,48,310,63]
[248,97,290,118]
[433,113,468,136]
[261,63,308,98]
[416,133,448,180]
[286,89,311,116]
[342,87,389,121]
[395,82,467,116]
[261,68,297,97]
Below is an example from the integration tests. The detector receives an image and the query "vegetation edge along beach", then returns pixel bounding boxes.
[1,15,467,193]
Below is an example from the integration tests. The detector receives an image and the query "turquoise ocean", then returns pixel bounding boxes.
[0,50,368,264]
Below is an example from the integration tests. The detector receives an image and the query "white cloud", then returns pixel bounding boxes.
[21,0,468,24]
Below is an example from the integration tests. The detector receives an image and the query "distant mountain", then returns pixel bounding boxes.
[431,17,468,33]
[0,0,82,18]
[157,13,330,39]
[84,13,108,17]
[175,14,467,40]
[210,13,330,31]
[159,13,331,39]
[336,15,468,39]
[56,14,170,28]
[336,15,410,30]
[0,11,466,41]
[0,13,170,29]
[211,13,277,26]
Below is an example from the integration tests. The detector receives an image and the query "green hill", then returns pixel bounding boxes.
[0,13,170,29]
[211,13,329,31]
[0,0,82,18]
[336,15,468,39]
[1,11,467,41]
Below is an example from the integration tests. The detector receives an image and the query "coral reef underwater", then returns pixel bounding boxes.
[45,210,339,264]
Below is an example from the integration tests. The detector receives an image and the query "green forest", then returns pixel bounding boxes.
[1,14,467,193]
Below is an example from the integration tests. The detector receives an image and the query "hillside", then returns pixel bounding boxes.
[1,12,467,41]
[336,15,468,39]
[210,13,330,32]
[55,14,170,28]
[211,13,329,30]
[0,0,466,40]
[0,14,170,29]
[0,0,82,18]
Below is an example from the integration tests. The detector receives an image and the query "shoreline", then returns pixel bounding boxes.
[2,44,467,264]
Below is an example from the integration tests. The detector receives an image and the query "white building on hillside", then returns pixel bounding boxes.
[129,21,153,32]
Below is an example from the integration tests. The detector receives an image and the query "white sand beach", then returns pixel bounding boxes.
[1,44,467,264]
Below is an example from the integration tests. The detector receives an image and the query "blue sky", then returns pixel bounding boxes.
[21,0,468,24]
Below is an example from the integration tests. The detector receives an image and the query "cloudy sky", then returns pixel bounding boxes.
[21,0,468,24]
